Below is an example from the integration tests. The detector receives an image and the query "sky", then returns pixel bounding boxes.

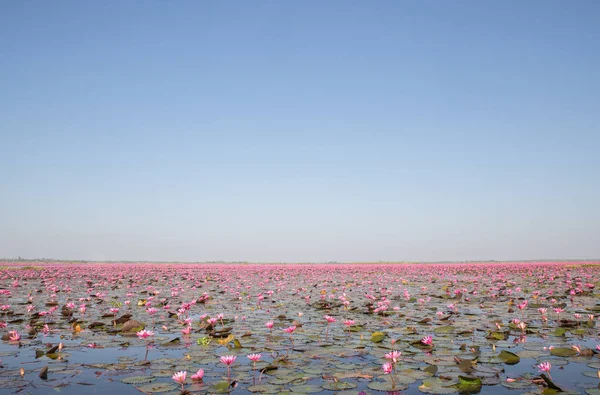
[1,1,599,262]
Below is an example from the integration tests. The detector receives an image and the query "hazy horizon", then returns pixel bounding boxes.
[2,256,599,264]
[1,1,599,263]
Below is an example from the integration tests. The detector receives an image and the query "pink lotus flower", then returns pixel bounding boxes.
[265,321,274,329]
[136,329,154,340]
[146,307,158,315]
[538,361,552,377]
[421,335,433,345]
[248,353,262,375]
[247,353,262,362]
[220,355,237,366]
[382,362,393,374]
[191,369,204,381]
[181,326,192,335]
[323,315,336,339]
[9,331,20,342]
[172,371,187,391]
[385,350,402,363]
[283,325,296,334]
[220,355,237,381]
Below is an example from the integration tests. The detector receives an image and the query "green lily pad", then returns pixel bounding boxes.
[553,327,567,337]
[121,376,157,384]
[247,384,281,393]
[367,380,408,392]
[500,379,534,390]
[136,382,178,393]
[210,381,234,393]
[288,385,322,393]
[434,326,455,334]
[371,331,386,343]
[418,378,458,394]
[301,368,322,375]
[550,347,578,357]
[582,371,600,378]
[498,350,520,364]
[267,377,293,385]
[454,376,482,393]
[321,381,357,390]
[150,370,176,378]
[486,331,507,340]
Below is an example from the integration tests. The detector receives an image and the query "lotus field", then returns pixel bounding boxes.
[0,262,599,394]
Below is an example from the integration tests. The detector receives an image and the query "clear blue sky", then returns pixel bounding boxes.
[1,1,599,262]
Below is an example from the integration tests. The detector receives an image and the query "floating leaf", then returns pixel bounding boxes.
[454,376,482,393]
[371,331,386,343]
[268,377,293,385]
[211,381,234,393]
[486,331,507,340]
[424,365,438,375]
[553,327,567,337]
[289,384,324,393]
[121,320,145,332]
[368,381,408,391]
[550,347,578,357]
[136,382,177,393]
[247,384,281,393]
[217,334,234,346]
[121,376,156,384]
[418,378,458,394]
[321,381,357,390]
[434,326,455,334]
[498,350,520,365]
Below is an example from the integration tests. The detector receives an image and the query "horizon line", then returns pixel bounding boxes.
[2,257,599,264]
